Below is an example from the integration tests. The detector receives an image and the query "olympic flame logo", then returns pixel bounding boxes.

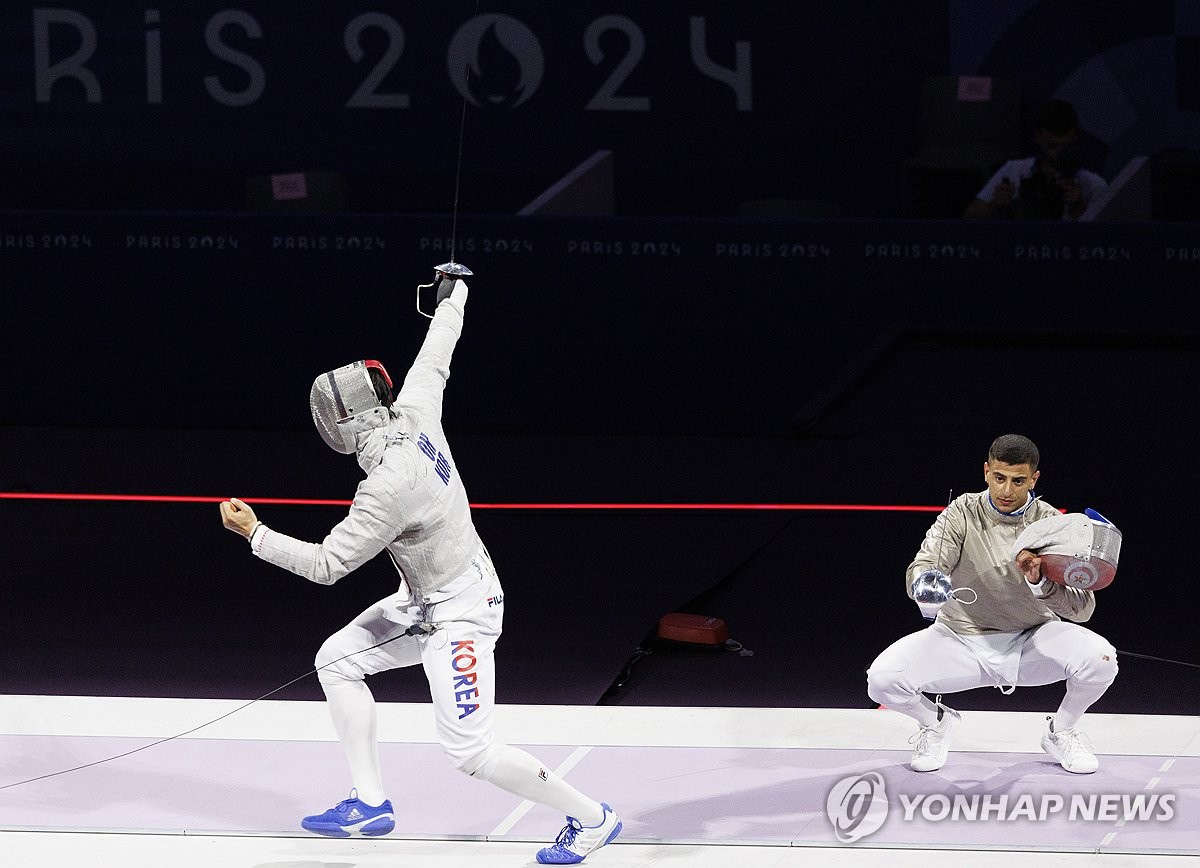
[447,14,544,108]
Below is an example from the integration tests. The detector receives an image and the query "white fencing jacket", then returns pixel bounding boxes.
[253,283,482,600]
[906,491,1095,635]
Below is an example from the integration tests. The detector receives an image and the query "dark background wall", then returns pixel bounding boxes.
[1,2,1198,716]
[3,2,1199,217]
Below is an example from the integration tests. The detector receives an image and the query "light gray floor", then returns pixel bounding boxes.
[2,696,1197,867]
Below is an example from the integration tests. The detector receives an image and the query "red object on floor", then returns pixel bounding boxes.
[656,613,730,646]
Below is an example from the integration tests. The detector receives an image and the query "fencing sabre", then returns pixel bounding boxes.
[417,3,478,318]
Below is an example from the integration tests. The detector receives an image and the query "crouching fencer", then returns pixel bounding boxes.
[866,434,1120,774]
[219,273,621,865]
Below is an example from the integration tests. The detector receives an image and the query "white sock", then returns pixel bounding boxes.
[321,678,387,806]
[1054,676,1111,731]
[472,744,604,825]
[898,694,942,728]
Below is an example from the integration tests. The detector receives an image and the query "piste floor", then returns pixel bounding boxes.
[1,695,1197,868]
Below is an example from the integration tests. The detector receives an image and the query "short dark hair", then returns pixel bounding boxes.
[988,434,1040,470]
[1037,100,1079,136]
[368,367,394,409]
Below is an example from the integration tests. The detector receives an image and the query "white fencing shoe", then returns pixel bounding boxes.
[1041,717,1099,774]
[909,699,961,772]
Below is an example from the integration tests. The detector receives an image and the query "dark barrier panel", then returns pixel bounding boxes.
[2,210,1198,435]
[2,491,1194,713]
[2,210,1198,711]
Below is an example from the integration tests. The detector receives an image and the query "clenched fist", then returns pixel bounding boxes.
[220,497,259,539]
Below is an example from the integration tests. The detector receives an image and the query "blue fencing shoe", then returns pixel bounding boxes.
[300,789,395,838]
[536,802,622,864]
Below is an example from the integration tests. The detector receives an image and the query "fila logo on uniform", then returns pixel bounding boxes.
[487,594,504,607]
[450,640,480,719]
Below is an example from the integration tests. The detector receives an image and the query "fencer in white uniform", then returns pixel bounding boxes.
[866,434,1118,774]
[220,275,621,865]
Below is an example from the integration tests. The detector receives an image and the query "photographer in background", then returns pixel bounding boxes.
[964,100,1107,220]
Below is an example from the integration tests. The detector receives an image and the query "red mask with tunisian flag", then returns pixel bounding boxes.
[1011,509,1122,590]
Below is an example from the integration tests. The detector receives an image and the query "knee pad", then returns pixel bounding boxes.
[1075,643,1119,686]
[452,740,496,777]
[314,635,366,686]
[865,654,912,707]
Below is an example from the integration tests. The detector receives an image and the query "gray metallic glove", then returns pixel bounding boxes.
[911,569,953,621]
[911,568,978,620]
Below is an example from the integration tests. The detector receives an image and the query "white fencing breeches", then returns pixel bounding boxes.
[314,550,503,802]
[866,621,1118,729]
[311,550,603,823]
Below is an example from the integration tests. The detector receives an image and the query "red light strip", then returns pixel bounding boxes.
[469,502,943,512]
[0,493,349,506]
[0,492,943,512]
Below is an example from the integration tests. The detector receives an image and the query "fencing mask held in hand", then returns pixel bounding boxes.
[1012,508,1122,591]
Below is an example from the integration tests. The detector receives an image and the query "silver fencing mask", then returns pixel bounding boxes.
[309,360,393,453]
[1011,508,1122,591]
